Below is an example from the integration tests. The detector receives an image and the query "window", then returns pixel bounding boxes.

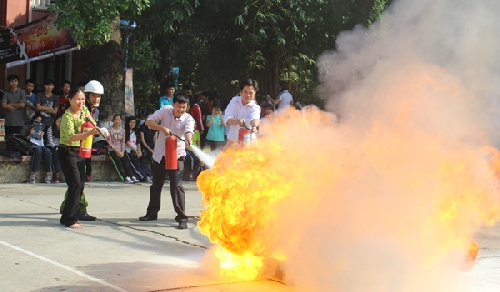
[31,0,55,9]
[29,54,66,94]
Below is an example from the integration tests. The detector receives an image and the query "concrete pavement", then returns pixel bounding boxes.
[0,182,498,291]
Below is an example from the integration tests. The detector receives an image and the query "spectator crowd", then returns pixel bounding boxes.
[1,76,298,184]
[0,75,300,229]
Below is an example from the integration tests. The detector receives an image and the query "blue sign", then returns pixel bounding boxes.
[170,67,180,90]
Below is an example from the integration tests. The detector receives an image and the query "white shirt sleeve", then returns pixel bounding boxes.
[250,104,260,121]
[224,100,235,125]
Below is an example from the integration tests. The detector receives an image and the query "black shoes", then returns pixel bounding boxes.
[79,213,97,221]
[139,215,158,221]
[178,222,187,229]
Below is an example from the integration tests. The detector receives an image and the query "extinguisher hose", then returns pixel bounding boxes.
[85,117,115,150]
[170,133,184,141]
[169,132,189,144]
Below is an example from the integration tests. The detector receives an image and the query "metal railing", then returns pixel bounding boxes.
[30,0,55,8]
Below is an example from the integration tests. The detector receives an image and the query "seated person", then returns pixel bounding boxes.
[46,115,62,183]
[21,113,52,184]
[139,111,157,168]
[108,114,139,183]
[125,116,152,182]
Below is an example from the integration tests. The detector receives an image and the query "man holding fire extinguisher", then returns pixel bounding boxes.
[139,93,194,229]
[225,78,261,145]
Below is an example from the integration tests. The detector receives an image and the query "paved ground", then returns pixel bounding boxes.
[0,182,498,292]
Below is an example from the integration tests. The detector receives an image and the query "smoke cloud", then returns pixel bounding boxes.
[269,0,500,290]
[198,0,500,291]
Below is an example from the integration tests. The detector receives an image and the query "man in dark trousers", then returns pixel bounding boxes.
[35,79,58,134]
[139,93,194,229]
[1,75,26,136]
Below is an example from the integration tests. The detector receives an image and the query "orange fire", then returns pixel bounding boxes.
[197,64,500,289]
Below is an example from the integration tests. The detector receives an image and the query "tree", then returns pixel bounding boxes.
[129,0,392,109]
[51,0,149,121]
[225,0,392,106]
[127,0,200,104]
[52,0,391,115]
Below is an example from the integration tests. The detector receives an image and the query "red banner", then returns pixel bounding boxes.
[0,14,77,67]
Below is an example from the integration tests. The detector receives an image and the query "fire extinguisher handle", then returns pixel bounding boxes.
[170,132,185,142]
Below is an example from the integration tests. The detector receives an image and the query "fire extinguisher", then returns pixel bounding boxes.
[238,127,251,146]
[79,118,94,158]
[165,135,178,170]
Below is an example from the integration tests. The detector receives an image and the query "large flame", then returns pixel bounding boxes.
[197,62,500,290]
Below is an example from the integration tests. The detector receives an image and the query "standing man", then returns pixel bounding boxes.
[35,79,58,137]
[139,93,194,229]
[58,80,71,116]
[159,83,175,108]
[225,78,261,144]
[1,75,26,135]
[267,80,294,110]
[24,79,37,123]
[183,84,192,96]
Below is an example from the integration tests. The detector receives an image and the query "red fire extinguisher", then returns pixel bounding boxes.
[165,135,178,170]
[79,118,94,158]
[238,128,251,146]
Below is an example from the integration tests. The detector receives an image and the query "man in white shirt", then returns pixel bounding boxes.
[267,80,294,110]
[139,94,194,229]
[224,79,261,143]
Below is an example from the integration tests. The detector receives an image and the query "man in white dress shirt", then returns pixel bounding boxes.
[139,94,194,229]
[224,79,261,143]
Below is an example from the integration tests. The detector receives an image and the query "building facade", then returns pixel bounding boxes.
[1,0,73,93]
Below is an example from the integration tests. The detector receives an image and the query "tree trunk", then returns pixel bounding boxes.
[80,18,124,122]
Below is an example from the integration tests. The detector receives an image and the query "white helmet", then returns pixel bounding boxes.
[84,80,104,94]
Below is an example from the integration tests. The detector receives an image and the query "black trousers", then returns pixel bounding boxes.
[58,146,86,227]
[47,146,60,173]
[109,151,135,179]
[85,157,92,177]
[147,156,187,223]
[126,153,152,180]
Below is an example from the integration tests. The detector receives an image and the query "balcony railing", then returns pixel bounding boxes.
[30,0,55,9]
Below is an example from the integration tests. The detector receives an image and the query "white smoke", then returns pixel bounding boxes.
[262,0,500,291]
[319,0,500,147]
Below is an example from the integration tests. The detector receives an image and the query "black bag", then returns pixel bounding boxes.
[5,134,34,156]
[0,150,22,164]
[91,140,109,156]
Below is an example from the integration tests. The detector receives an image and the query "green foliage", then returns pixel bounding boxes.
[125,0,201,109]
[128,39,160,110]
[50,0,149,47]
[51,0,391,109]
